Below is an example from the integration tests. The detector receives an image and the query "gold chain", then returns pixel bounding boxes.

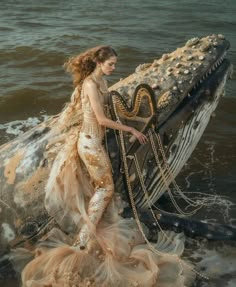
[111,95,209,280]
[119,130,164,255]
[122,127,208,280]
[152,129,218,208]
[149,129,198,216]
[154,131,206,208]
[133,153,175,243]
[113,97,162,255]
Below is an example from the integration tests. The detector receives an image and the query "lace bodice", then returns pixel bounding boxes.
[80,78,107,138]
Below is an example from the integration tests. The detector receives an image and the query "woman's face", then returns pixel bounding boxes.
[100,56,117,76]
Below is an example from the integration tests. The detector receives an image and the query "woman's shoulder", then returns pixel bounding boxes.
[83,76,97,88]
[82,77,99,99]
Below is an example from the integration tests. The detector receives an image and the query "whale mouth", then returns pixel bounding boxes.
[165,58,232,126]
[186,55,233,104]
[158,55,232,131]
[191,52,228,91]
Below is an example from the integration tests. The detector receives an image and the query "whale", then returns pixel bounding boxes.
[0,34,234,270]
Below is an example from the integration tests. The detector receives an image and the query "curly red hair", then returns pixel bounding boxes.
[58,46,117,130]
[64,45,117,87]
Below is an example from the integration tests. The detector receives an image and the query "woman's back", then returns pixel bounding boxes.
[80,77,106,139]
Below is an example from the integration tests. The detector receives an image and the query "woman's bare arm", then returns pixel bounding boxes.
[84,79,148,144]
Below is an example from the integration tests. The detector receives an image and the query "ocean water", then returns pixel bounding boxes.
[0,0,235,286]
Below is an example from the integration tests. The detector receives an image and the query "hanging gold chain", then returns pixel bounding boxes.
[149,129,198,216]
[154,131,206,208]
[112,97,163,255]
[111,95,208,280]
[133,153,175,243]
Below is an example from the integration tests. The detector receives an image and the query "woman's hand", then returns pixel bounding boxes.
[129,128,148,144]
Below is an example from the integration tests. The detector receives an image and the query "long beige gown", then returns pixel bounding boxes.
[20,78,194,287]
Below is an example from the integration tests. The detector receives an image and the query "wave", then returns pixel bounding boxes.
[0,115,48,138]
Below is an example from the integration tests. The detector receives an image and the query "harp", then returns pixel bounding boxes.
[109,84,160,209]
[109,84,157,154]
[109,84,204,217]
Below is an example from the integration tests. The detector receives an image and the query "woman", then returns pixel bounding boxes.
[70,46,147,249]
[21,46,194,287]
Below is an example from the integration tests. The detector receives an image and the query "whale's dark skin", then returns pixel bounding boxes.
[122,208,236,241]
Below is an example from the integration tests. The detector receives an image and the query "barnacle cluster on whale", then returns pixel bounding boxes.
[111,34,232,128]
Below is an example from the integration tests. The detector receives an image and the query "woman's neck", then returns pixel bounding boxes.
[91,69,107,94]
[92,67,103,81]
